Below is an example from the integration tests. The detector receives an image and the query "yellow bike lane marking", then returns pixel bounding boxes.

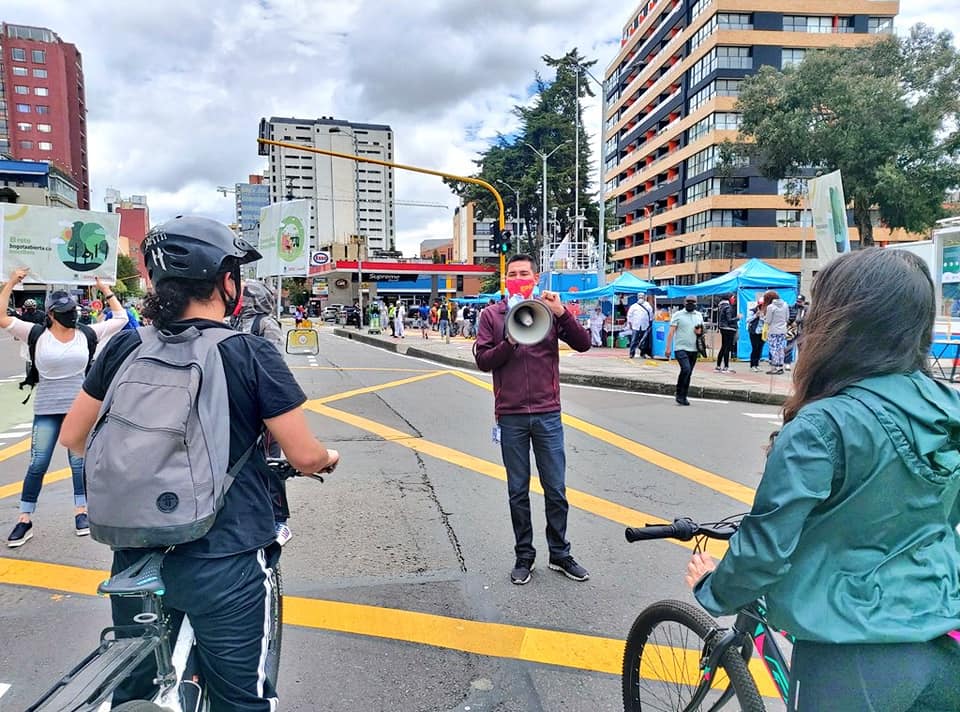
[0,556,778,698]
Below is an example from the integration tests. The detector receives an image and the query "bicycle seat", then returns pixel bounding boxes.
[98,552,167,597]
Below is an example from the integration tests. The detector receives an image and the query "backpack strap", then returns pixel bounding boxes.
[18,323,48,404]
[251,314,266,337]
[79,323,98,372]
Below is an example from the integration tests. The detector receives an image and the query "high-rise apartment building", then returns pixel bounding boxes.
[235,174,270,248]
[602,0,900,285]
[259,116,395,254]
[0,23,89,208]
[452,201,498,266]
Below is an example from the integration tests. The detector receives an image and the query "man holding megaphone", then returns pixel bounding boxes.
[475,254,592,586]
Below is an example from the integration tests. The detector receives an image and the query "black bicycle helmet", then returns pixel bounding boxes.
[144,215,261,285]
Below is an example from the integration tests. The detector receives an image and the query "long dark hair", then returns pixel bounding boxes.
[782,248,934,425]
[141,278,217,330]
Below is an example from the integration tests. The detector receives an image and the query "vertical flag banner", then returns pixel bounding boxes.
[1,204,120,284]
[257,200,310,278]
[807,170,850,260]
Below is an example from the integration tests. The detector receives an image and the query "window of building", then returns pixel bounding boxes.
[19,140,33,149]
[34,87,48,97]
[14,85,28,94]
[38,141,52,151]
[17,122,31,131]
[689,83,716,113]
[776,177,811,196]
[16,103,30,113]
[686,145,717,177]
[784,15,853,33]
[720,177,749,194]
[33,68,47,78]
[36,105,49,114]
[868,17,894,34]
[11,48,26,61]
[776,210,813,227]
[690,0,712,22]
[32,49,46,63]
[781,48,806,69]
[717,12,752,30]
[715,78,742,96]
[685,178,719,203]
[12,66,27,76]
[37,123,51,132]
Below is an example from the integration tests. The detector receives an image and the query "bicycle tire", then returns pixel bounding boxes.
[622,600,764,712]
[110,701,167,712]
[264,562,283,685]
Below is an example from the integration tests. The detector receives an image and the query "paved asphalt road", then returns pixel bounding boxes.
[0,329,787,711]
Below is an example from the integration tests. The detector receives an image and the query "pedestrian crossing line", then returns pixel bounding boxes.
[0,438,31,464]
[302,370,448,407]
[305,402,727,557]
[289,367,439,372]
[0,555,778,698]
[0,468,70,500]
[448,371,756,506]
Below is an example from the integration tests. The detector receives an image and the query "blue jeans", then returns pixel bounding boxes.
[20,413,86,513]
[439,319,450,337]
[628,327,648,357]
[498,411,571,561]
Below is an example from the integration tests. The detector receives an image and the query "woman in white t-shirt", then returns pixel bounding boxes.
[0,268,128,547]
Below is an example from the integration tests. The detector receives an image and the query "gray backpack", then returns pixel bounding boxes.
[85,325,257,548]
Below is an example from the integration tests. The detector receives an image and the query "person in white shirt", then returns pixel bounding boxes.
[626,295,654,359]
[0,268,128,546]
[588,306,606,347]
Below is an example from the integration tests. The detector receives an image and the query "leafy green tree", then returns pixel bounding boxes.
[446,49,599,259]
[114,253,143,297]
[730,24,960,246]
[282,277,310,306]
[480,272,501,295]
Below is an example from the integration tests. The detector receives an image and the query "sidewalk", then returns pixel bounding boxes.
[330,326,792,405]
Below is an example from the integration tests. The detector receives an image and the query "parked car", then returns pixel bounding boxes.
[322,304,346,322]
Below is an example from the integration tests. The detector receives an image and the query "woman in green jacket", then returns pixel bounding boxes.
[686,248,960,711]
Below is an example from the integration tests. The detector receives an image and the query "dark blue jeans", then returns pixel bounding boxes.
[20,413,85,513]
[498,411,571,561]
[628,327,648,358]
[675,350,699,401]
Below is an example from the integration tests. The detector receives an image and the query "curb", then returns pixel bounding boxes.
[332,329,787,406]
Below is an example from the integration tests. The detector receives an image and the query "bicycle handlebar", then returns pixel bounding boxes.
[266,459,330,482]
[625,517,739,543]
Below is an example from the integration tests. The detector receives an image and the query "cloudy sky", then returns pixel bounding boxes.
[4,1,958,256]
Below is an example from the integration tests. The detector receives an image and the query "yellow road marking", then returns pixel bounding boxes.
[0,437,30,463]
[305,403,726,556]
[0,467,70,500]
[303,371,447,406]
[449,371,755,505]
[0,556,778,698]
[290,367,439,373]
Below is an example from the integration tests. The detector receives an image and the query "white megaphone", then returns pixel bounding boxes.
[505,298,554,345]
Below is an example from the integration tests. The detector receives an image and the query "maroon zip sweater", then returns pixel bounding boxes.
[474,300,591,417]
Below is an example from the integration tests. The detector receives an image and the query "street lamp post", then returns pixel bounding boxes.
[525,141,569,277]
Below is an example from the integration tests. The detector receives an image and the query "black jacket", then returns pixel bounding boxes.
[718,301,739,330]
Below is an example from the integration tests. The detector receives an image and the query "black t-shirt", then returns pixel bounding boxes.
[83,319,307,558]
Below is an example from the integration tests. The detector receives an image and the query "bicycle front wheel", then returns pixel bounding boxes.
[622,600,764,712]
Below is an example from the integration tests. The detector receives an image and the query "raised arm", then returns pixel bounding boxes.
[89,277,128,339]
[0,268,30,330]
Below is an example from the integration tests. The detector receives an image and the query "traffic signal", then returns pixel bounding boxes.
[500,230,512,254]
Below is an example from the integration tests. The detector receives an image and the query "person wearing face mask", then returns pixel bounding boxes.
[665,296,705,406]
[0,269,127,546]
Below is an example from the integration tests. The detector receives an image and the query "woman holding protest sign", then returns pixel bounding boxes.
[0,268,128,547]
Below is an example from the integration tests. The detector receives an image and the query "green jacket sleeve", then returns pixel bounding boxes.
[694,414,838,616]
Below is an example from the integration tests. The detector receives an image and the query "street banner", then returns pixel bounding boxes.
[807,170,850,260]
[0,204,120,285]
[257,200,310,278]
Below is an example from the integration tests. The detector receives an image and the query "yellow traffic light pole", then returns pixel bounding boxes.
[257,138,507,295]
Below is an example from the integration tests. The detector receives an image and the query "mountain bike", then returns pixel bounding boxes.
[27,460,326,712]
[621,517,792,712]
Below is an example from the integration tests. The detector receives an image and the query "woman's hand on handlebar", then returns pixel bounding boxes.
[685,552,717,589]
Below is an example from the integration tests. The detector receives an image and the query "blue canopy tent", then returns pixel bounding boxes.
[559,272,661,301]
[667,259,798,360]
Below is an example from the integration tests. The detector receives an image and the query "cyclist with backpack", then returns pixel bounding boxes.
[59,216,337,711]
[0,269,127,547]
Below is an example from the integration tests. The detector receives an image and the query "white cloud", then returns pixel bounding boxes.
[3,1,957,256]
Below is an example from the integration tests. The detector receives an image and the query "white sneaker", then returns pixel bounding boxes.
[785,364,792,371]
[275,522,292,546]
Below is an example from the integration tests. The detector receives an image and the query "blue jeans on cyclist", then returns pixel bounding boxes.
[20,413,86,513]
[498,411,570,562]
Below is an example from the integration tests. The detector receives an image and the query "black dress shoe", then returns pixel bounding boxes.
[676,397,691,406]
